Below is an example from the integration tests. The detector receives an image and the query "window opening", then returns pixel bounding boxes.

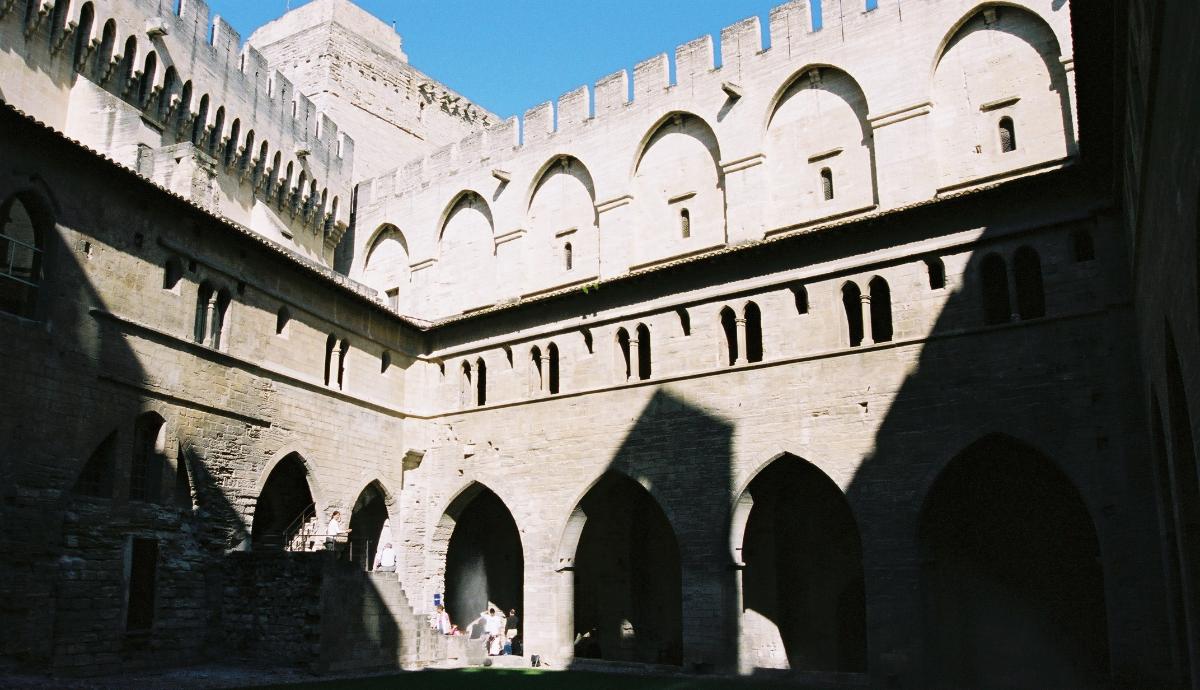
[564,242,573,271]
[130,413,165,503]
[793,284,810,314]
[1013,246,1045,319]
[926,258,946,289]
[616,328,631,381]
[821,168,835,201]
[193,282,213,343]
[720,306,738,366]
[276,306,290,335]
[337,339,349,389]
[636,323,651,380]
[745,301,763,363]
[530,346,543,393]
[980,253,1011,325]
[869,277,893,343]
[680,209,691,239]
[999,117,1017,153]
[386,287,399,310]
[581,329,594,354]
[0,195,46,318]
[476,358,487,406]
[324,334,336,386]
[677,307,691,336]
[381,350,391,374]
[548,343,560,394]
[842,282,864,347]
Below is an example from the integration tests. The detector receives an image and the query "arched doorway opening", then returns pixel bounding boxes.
[251,453,315,550]
[350,481,390,570]
[736,454,865,672]
[919,435,1109,688]
[573,472,681,665]
[443,485,523,637]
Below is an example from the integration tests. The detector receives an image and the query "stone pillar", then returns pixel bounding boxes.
[735,317,748,365]
[1007,264,1021,322]
[860,294,875,346]
[629,336,640,380]
[540,355,551,393]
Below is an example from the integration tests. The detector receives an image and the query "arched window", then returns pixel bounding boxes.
[980,253,1011,324]
[636,323,651,380]
[475,358,487,406]
[792,284,809,314]
[677,307,691,336]
[821,168,834,201]
[324,334,336,386]
[1072,228,1095,262]
[616,328,631,382]
[720,306,738,366]
[208,288,230,349]
[117,36,137,92]
[158,66,177,121]
[548,342,560,394]
[745,301,763,363]
[999,116,1017,153]
[275,306,290,335]
[460,361,472,407]
[130,412,166,503]
[869,277,892,343]
[224,119,240,168]
[926,257,946,289]
[96,20,116,81]
[1013,246,1045,319]
[137,51,157,107]
[842,282,864,347]
[337,339,349,389]
[192,94,209,146]
[163,257,183,290]
[530,346,543,393]
[564,242,573,271]
[175,81,192,135]
[381,350,392,374]
[193,281,213,343]
[0,194,47,318]
[73,3,95,71]
[208,107,225,158]
[680,208,691,239]
[581,328,594,354]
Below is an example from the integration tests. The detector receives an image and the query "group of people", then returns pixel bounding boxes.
[431,605,521,656]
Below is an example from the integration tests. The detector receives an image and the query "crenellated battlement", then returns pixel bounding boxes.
[0,0,356,263]
[352,0,1078,320]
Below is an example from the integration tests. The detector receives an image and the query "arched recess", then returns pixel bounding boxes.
[251,452,318,550]
[764,65,876,226]
[919,434,1109,688]
[436,191,495,313]
[361,223,410,298]
[931,5,1074,189]
[349,480,391,570]
[570,471,682,665]
[631,112,725,265]
[731,454,865,672]
[432,482,524,637]
[0,190,52,319]
[527,155,597,286]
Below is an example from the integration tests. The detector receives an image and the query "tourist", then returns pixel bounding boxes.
[435,605,451,634]
[505,608,520,655]
[325,511,341,550]
[374,542,396,572]
[479,607,504,656]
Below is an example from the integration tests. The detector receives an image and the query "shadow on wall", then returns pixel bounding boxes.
[565,389,733,670]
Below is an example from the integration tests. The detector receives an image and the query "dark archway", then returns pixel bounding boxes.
[444,486,524,636]
[349,482,389,570]
[739,455,866,672]
[573,472,682,665]
[251,453,315,550]
[919,435,1110,688]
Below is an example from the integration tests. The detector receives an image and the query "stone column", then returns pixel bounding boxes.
[629,335,640,380]
[540,354,552,393]
[860,294,875,346]
[735,317,748,365]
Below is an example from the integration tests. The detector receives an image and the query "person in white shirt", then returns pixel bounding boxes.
[374,542,396,572]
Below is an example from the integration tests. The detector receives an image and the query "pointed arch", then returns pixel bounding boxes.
[918,433,1109,687]
[251,450,322,550]
[348,479,394,570]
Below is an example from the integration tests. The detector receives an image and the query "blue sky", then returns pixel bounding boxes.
[211,0,795,119]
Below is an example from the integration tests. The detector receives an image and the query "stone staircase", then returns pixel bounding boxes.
[316,567,473,673]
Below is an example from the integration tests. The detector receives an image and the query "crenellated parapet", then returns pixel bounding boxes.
[0,0,355,264]
[353,0,1077,321]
